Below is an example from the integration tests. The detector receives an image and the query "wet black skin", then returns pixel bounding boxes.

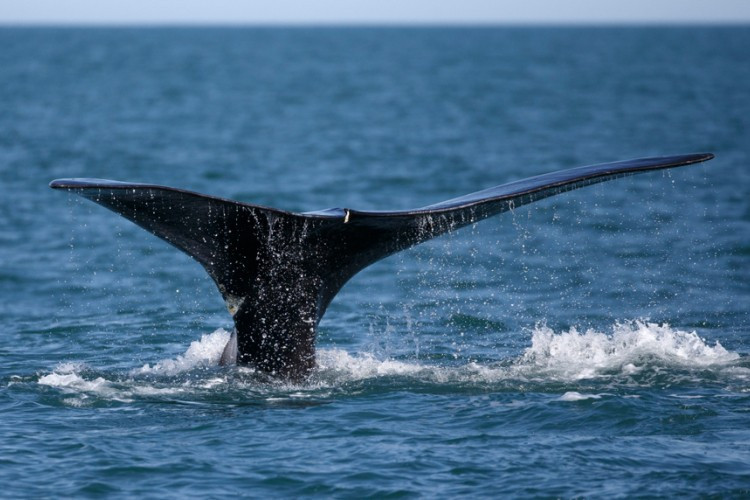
[50,153,713,380]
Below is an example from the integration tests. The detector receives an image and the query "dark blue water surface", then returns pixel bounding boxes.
[1,27,749,497]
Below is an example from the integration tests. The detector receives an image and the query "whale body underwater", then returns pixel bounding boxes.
[51,153,714,380]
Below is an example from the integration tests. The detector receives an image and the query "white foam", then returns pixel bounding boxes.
[36,332,231,404]
[315,349,428,380]
[558,391,602,401]
[517,320,739,380]
[38,370,129,402]
[36,321,743,402]
[38,371,107,390]
[314,321,740,384]
[134,328,231,376]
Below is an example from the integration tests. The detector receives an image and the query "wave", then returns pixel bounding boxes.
[36,321,746,405]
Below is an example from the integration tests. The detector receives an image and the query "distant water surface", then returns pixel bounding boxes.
[1,27,749,497]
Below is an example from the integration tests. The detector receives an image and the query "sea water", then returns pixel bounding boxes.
[1,27,749,497]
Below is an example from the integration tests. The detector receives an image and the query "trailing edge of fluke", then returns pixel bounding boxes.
[51,153,714,380]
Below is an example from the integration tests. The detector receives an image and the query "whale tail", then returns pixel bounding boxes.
[50,153,713,379]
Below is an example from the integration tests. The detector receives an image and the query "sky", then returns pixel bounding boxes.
[1,0,750,25]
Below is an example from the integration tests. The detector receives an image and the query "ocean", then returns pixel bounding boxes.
[1,26,749,497]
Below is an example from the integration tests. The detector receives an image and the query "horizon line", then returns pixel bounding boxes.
[1,20,749,28]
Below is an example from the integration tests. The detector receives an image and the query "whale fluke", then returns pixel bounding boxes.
[50,153,713,379]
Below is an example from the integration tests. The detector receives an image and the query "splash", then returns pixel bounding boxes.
[35,321,744,405]
[36,331,231,405]
[313,321,740,384]
[518,320,740,381]
[558,391,603,401]
[38,362,131,403]
[134,328,231,376]
[315,349,427,379]
[38,370,110,394]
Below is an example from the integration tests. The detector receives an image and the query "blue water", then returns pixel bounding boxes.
[1,27,749,497]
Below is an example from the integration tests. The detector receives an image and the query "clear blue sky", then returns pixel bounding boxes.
[2,0,750,24]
